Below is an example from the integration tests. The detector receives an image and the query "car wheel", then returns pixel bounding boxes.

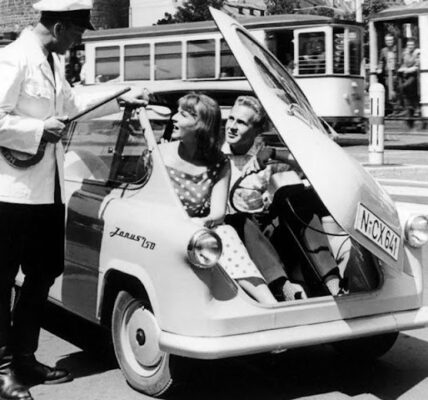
[331,332,399,361]
[112,290,186,397]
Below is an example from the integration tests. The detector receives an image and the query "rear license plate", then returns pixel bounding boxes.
[354,203,400,260]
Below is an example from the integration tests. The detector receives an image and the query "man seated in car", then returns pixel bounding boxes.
[223,96,345,297]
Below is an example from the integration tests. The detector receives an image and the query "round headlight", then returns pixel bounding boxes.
[187,229,222,269]
[405,215,428,248]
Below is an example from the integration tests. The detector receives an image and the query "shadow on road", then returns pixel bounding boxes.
[169,333,428,400]
[41,302,117,380]
[40,303,428,399]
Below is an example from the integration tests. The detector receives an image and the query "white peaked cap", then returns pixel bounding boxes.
[33,0,93,11]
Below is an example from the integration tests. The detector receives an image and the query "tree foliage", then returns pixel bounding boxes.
[362,0,388,24]
[265,0,299,15]
[157,0,224,24]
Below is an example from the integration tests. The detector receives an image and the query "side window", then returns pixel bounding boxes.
[333,28,345,74]
[95,46,120,82]
[124,44,150,80]
[349,29,361,75]
[220,39,243,78]
[63,108,152,185]
[187,39,216,79]
[146,105,172,143]
[298,32,326,75]
[154,42,182,80]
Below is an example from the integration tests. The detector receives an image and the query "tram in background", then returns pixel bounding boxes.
[369,2,428,124]
[82,13,366,132]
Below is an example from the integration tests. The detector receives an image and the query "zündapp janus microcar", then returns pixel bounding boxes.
[17,8,428,398]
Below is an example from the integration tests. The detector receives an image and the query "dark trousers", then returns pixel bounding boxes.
[0,202,65,358]
[224,213,287,284]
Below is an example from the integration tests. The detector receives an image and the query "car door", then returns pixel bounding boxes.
[60,107,152,321]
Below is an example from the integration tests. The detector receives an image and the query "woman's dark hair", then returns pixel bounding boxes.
[178,93,225,164]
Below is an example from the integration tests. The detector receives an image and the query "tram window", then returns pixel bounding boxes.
[333,28,345,74]
[298,32,326,75]
[155,42,182,80]
[187,39,215,79]
[220,39,243,77]
[124,44,150,81]
[95,46,120,82]
[349,29,361,75]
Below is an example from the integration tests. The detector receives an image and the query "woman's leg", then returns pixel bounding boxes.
[236,278,277,304]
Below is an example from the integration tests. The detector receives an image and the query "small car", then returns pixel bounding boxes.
[18,9,428,397]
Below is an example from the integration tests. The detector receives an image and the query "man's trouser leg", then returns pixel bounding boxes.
[225,214,287,284]
[12,204,65,357]
[0,203,33,400]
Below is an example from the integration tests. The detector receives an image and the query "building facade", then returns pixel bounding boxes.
[0,0,130,34]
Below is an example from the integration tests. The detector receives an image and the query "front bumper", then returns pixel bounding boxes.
[160,306,428,359]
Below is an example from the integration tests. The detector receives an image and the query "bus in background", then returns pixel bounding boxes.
[82,13,365,132]
[369,2,428,127]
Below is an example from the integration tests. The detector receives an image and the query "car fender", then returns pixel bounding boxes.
[97,260,160,320]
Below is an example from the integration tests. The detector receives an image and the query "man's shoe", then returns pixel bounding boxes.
[14,356,72,385]
[0,367,32,400]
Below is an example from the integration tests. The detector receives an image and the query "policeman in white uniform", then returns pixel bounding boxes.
[0,1,147,399]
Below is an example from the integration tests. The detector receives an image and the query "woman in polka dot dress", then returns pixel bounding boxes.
[159,93,277,304]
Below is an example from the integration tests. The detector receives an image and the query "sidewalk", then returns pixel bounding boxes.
[338,125,428,182]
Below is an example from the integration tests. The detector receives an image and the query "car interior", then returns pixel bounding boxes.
[63,95,382,303]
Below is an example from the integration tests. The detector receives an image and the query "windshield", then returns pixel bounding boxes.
[236,28,323,131]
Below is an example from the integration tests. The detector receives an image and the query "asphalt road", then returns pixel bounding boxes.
[29,128,428,400]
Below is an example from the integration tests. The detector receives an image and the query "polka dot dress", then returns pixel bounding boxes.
[166,161,264,281]
[214,224,264,280]
[166,163,224,217]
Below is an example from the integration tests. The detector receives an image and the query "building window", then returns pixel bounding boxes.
[95,46,120,82]
[186,39,215,79]
[154,42,182,80]
[124,44,150,80]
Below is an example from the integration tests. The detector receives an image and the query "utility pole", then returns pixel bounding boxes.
[355,0,363,22]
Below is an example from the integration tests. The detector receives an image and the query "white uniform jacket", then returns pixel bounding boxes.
[0,28,119,204]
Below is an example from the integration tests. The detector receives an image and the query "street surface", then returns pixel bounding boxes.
[30,124,428,400]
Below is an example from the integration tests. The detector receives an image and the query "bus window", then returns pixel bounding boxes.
[349,29,361,75]
[187,39,215,79]
[298,32,326,75]
[333,28,345,74]
[124,44,150,81]
[155,42,182,80]
[220,39,243,77]
[95,46,120,82]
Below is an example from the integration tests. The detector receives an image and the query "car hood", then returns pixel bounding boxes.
[211,8,403,270]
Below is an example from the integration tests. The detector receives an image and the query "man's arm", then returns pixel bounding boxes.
[0,50,45,154]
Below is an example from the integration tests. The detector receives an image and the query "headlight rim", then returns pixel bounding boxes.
[187,228,222,269]
[405,214,428,248]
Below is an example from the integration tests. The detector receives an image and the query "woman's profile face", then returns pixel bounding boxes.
[171,106,197,140]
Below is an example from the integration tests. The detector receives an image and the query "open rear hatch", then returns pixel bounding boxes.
[211,8,403,272]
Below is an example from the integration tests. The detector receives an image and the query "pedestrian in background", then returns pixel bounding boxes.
[0,1,147,399]
[398,37,420,127]
[376,33,399,115]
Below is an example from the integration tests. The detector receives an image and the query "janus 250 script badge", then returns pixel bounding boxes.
[354,203,400,260]
[110,227,156,250]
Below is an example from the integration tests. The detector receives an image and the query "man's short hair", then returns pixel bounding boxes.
[234,95,266,131]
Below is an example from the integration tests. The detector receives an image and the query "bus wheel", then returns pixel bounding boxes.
[112,291,187,397]
[331,332,398,361]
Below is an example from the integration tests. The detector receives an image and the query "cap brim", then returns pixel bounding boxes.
[81,20,95,30]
